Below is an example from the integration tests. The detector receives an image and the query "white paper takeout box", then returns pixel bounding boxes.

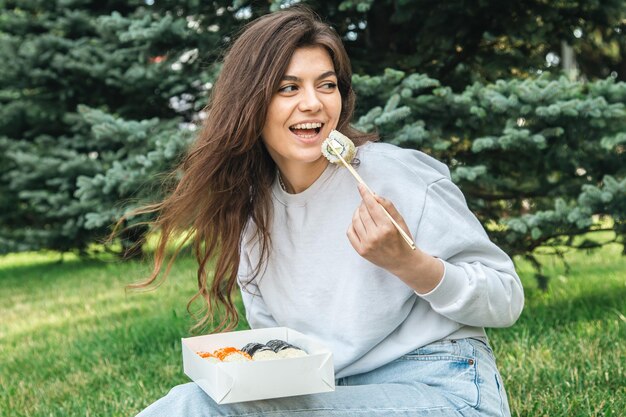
[181,327,335,404]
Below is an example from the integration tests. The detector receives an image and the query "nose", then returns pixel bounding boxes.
[297,86,323,112]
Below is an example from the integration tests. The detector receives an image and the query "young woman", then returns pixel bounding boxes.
[135,6,524,417]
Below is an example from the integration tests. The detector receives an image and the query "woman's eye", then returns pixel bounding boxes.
[278,85,297,93]
[320,82,337,90]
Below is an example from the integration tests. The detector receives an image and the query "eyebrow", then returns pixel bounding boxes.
[281,71,337,82]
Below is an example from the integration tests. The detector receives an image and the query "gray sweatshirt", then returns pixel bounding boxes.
[238,141,524,378]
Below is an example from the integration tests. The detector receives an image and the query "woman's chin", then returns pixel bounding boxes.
[283,151,328,167]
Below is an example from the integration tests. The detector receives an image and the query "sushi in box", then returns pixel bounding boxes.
[181,327,335,404]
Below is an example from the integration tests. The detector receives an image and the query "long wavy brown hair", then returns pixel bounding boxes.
[127,6,376,333]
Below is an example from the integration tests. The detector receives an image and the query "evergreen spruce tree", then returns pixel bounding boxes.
[304,0,626,87]
[351,71,626,284]
[0,0,624,271]
[0,0,253,256]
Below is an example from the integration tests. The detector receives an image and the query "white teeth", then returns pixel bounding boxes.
[291,122,322,130]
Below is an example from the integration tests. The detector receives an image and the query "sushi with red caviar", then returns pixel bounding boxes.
[213,347,252,362]
[196,351,220,363]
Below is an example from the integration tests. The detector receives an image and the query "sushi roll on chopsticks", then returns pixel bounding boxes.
[266,339,307,359]
[321,130,417,251]
[321,130,356,164]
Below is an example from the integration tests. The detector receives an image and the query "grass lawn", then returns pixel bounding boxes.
[1,239,624,416]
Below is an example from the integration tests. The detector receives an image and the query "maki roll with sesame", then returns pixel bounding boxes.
[266,339,307,359]
[241,342,279,361]
[213,347,252,362]
[321,130,356,164]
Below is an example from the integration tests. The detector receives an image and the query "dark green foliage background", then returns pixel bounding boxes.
[0,0,624,267]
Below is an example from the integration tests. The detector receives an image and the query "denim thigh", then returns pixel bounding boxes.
[135,338,511,417]
[342,337,510,417]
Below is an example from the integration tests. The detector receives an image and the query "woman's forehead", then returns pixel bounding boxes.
[283,46,335,77]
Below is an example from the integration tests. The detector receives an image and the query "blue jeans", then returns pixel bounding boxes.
[136,338,511,416]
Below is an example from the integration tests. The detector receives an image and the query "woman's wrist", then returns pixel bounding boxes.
[389,250,445,294]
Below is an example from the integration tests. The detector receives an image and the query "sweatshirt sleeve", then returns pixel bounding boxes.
[237,246,280,329]
[414,178,524,328]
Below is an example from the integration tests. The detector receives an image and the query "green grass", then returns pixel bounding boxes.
[1,241,624,416]
[497,241,626,416]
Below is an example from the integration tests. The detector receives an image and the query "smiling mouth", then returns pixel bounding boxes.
[289,122,324,138]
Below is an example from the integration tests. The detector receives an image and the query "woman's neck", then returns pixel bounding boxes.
[278,158,329,194]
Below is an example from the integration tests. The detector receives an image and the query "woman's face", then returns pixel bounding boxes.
[261,46,342,171]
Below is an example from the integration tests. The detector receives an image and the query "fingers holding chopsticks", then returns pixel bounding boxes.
[347,184,416,266]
